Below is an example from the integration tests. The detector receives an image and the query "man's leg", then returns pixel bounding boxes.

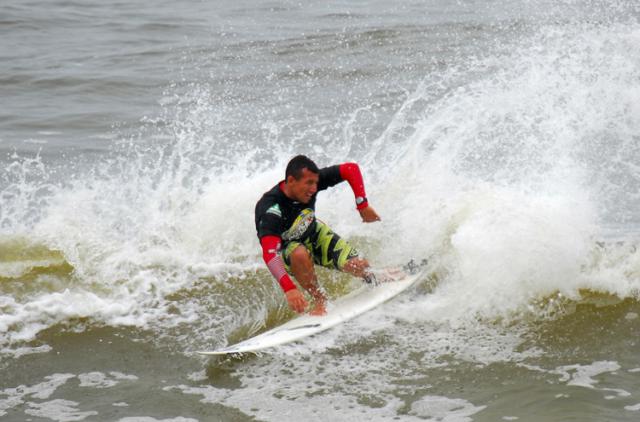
[289,245,327,315]
[307,220,374,282]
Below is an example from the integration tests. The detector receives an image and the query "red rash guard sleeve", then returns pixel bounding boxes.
[339,162,368,210]
[260,235,296,292]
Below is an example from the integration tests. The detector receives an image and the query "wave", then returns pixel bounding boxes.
[1,14,640,352]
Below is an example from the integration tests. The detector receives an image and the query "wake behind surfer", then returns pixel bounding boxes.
[255,155,381,316]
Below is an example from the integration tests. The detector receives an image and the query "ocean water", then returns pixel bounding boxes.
[2,0,640,420]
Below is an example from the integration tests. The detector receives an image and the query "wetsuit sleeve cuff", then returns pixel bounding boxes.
[277,272,297,292]
[267,255,296,292]
[355,197,369,210]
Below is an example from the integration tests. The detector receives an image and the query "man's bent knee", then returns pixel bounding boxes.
[289,245,313,267]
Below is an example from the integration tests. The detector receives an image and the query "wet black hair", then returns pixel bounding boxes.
[285,155,319,180]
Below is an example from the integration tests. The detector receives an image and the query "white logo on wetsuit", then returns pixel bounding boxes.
[266,204,282,217]
[282,208,315,241]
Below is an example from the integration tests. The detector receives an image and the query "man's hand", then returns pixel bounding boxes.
[285,289,308,314]
[359,205,381,223]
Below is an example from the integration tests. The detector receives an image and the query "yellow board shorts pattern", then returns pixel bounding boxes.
[282,220,360,272]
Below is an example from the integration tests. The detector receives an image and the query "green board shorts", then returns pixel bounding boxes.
[282,220,360,273]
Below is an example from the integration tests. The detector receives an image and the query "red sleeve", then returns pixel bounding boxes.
[260,235,296,292]
[339,162,368,210]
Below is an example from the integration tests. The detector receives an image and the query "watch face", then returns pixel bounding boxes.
[356,196,366,205]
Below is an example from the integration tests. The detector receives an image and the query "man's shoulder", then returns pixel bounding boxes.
[255,183,284,215]
[318,164,342,190]
[255,183,287,238]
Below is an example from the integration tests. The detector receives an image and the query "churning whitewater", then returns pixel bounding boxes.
[1,0,640,421]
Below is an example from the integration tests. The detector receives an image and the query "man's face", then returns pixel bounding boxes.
[286,168,319,203]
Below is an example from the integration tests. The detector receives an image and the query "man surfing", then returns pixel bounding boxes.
[255,155,381,316]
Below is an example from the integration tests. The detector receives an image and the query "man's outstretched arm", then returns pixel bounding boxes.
[339,162,381,222]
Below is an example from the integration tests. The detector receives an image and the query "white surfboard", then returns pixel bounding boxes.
[197,268,424,356]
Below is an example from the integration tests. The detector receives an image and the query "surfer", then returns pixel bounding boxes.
[255,155,381,316]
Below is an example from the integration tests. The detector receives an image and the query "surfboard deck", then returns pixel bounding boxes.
[197,267,425,356]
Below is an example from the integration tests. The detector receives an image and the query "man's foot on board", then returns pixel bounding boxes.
[365,268,403,284]
[363,272,379,285]
[363,259,429,285]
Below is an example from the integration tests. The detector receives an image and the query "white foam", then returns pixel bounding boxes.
[0,373,74,417]
[357,19,640,325]
[409,395,486,421]
[402,186,595,323]
[0,344,52,358]
[25,399,98,421]
[555,361,621,389]
[625,403,640,411]
[0,371,139,419]
[78,372,139,389]
[169,383,428,422]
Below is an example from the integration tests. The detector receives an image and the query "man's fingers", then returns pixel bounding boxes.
[359,206,381,222]
[286,289,308,313]
[292,297,307,313]
[295,298,307,313]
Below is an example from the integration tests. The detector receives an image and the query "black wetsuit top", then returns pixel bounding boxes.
[254,165,343,241]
